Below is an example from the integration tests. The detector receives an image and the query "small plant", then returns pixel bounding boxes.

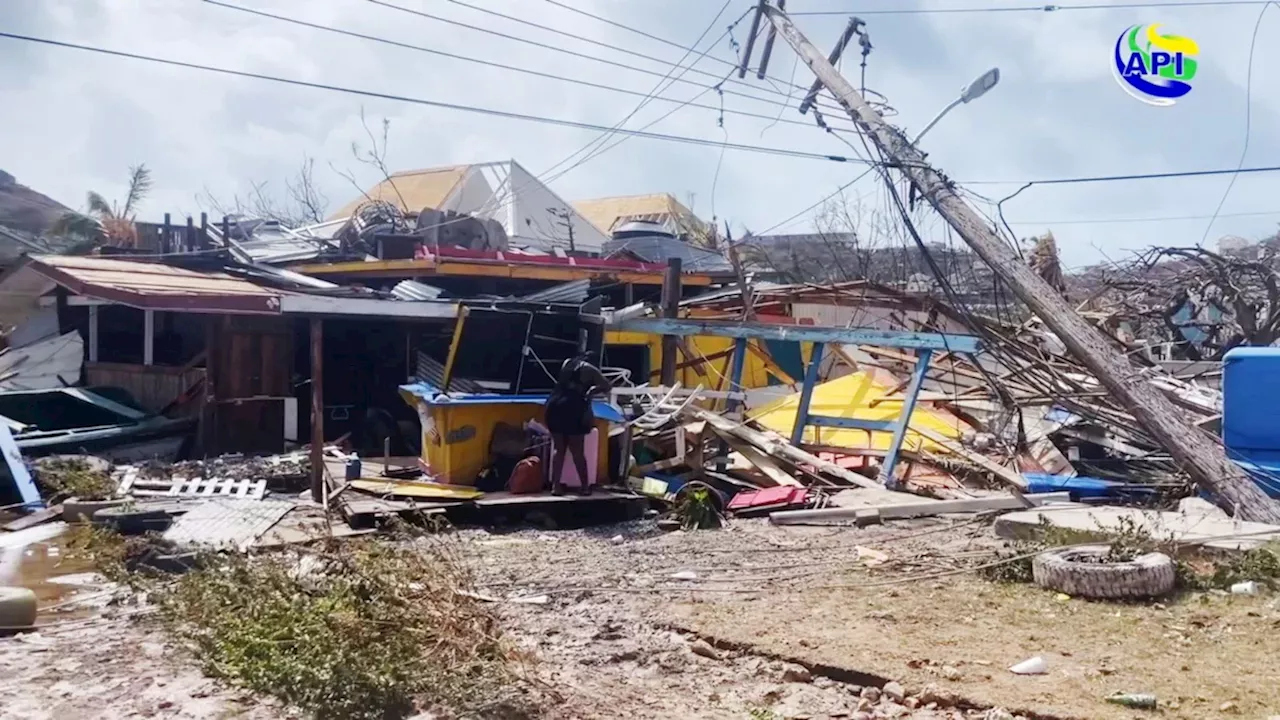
[36,457,116,501]
[158,534,536,719]
[749,708,782,720]
[674,484,722,531]
[62,524,180,586]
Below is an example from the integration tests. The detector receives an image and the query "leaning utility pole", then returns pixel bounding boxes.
[757,4,1280,523]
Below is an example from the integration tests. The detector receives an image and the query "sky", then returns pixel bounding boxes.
[0,0,1277,269]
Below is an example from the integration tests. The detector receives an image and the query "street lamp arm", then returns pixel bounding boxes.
[911,96,961,145]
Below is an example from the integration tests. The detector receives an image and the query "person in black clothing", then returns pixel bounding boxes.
[543,354,611,496]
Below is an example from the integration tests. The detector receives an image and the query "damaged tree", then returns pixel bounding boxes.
[1095,245,1280,360]
[759,4,1280,523]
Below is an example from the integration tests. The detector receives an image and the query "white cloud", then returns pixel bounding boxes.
[1,0,1277,268]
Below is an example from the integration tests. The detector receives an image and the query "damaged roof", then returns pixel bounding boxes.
[571,193,704,235]
[29,255,283,313]
[329,165,469,220]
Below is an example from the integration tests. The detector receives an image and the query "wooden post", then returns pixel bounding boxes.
[162,213,171,253]
[763,5,1280,523]
[658,258,683,386]
[87,305,99,363]
[200,212,209,251]
[310,318,324,503]
[221,215,231,246]
[185,216,195,253]
[143,310,154,366]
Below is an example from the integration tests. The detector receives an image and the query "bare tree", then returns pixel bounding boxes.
[1093,242,1280,360]
[332,109,407,212]
[199,157,329,227]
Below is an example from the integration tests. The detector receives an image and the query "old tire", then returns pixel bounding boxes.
[1032,545,1175,600]
[63,498,127,524]
[0,587,38,631]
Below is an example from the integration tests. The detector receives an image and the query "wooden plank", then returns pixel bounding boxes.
[2,504,63,532]
[770,491,1071,525]
[687,407,880,489]
[910,424,1028,490]
[711,428,801,487]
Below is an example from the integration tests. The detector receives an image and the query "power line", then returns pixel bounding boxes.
[433,0,847,114]
[478,2,743,232]
[203,0,837,130]
[0,31,868,165]
[974,164,1280,186]
[1011,208,1280,225]
[537,2,741,186]
[789,0,1272,16]
[1200,1,1276,243]
[369,0,852,117]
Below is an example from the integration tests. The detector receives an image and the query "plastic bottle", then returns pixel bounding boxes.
[1105,693,1157,709]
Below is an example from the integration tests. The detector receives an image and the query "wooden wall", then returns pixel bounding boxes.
[84,362,205,416]
[206,315,293,455]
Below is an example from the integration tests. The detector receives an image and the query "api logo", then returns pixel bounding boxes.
[1113,24,1199,106]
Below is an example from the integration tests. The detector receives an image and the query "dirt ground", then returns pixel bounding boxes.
[2,515,1278,719]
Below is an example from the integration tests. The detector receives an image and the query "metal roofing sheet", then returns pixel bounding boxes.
[29,255,282,313]
[602,236,734,272]
[520,279,590,304]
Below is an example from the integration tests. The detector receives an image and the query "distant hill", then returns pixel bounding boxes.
[0,169,70,236]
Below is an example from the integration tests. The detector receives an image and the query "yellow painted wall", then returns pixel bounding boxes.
[402,397,609,486]
[605,331,812,391]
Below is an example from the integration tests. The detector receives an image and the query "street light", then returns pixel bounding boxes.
[911,67,1001,145]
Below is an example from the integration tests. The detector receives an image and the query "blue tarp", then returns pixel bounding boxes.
[1023,473,1157,502]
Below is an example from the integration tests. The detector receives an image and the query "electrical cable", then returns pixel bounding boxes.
[790,0,1273,15]
[1013,208,1280,226]
[204,0,842,130]
[0,31,868,167]
[1199,1,1275,244]
[439,0,850,114]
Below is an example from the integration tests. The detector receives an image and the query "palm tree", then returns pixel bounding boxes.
[49,164,153,249]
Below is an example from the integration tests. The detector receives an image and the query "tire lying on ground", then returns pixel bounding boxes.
[1032,545,1176,600]
[0,587,38,632]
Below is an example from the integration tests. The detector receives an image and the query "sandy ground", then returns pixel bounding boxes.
[1,515,1278,719]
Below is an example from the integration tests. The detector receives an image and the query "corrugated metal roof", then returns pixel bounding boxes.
[330,166,468,220]
[571,193,703,235]
[392,279,445,301]
[603,236,734,273]
[29,255,282,313]
[520,279,590,304]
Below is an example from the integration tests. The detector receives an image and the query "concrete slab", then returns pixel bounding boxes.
[994,503,1280,551]
[827,488,929,509]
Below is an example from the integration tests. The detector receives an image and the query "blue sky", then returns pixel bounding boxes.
[0,0,1276,269]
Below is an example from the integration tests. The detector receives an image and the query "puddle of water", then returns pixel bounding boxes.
[0,522,100,608]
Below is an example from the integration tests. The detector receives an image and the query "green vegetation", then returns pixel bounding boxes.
[65,523,536,719]
[36,457,117,501]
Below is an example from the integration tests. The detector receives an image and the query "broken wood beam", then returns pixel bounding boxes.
[686,407,880,489]
[769,491,1071,526]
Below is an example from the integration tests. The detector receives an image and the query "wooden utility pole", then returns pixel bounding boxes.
[761,5,1280,523]
[659,258,683,386]
[309,318,325,504]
